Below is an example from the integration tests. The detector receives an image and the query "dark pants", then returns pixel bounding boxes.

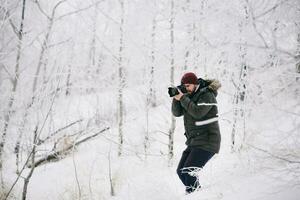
[177,146,214,193]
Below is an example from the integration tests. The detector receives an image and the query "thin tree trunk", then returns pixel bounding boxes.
[65,64,72,96]
[192,22,198,70]
[32,0,66,97]
[96,55,103,75]
[183,0,190,71]
[169,0,175,164]
[149,17,157,107]
[193,0,206,71]
[0,0,26,183]
[32,17,54,99]
[296,32,300,78]
[144,17,158,158]
[86,3,98,93]
[296,31,300,97]
[118,0,125,156]
[14,1,62,175]
[108,149,115,196]
[144,102,150,159]
[66,42,74,96]
[21,126,38,200]
[90,4,97,69]
[42,54,49,85]
[145,78,151,158]
[231,3,249,152]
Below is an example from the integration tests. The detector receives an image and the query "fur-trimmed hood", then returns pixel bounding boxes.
[198,78,221,96]
[206,79,222,92]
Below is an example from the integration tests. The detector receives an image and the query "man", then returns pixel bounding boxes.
[171,72,221,194]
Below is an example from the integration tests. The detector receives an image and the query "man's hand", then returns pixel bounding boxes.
[174,89,183,101]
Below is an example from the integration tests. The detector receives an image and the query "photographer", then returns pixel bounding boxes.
[170,72,221,194]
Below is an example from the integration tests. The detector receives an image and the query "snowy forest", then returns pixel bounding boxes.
[0,0,299,199]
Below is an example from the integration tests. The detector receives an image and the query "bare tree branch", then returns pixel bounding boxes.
[254,0,289,20]
[48,38,72,48]
[35,0,67,21]
[272,79,298,97]
[28,127,110,168]
[4,66,62,200]
[37,119,84,145]
[34,0,51,20]
[1,64,14,83]
[4,7,21,38]
[8,18,19,37]
[246,143,300,164]
[235,42,295,58]
[245,0,269,48]
[55,0,105,21]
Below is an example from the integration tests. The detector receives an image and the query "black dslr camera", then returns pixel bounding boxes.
[168,85,188,97]
[168,78,209,97]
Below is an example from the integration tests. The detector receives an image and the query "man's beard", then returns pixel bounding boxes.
[187,88,195,94]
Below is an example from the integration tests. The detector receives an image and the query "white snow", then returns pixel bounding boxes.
[3,91,295,200]
[1,0,299,199]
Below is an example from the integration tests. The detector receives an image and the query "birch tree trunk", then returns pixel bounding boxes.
[144,99,150,159]
[89,5,97,71]
[32,7,57,98]
[193,0,206,72]
[149,17,157,107]
[65,42,74,96]
[118,0,125,156]
[144,15,159,158]
[296,31,300,77]
[191,20,198,70]
[0,0,26,182]
[86,2,98,93]
[296,31,300,97]
[168,0,175,164]
[21,126,38,200]
[183,0,191,71]
[231,3,249,152]
[14,0,65,174]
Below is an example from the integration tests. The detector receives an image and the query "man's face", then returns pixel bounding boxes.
[184,84,197,94]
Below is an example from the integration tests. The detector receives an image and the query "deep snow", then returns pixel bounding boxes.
[4,89,298,200]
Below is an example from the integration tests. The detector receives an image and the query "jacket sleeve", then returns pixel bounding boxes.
[171,99,184,117]
[180,92,216,119]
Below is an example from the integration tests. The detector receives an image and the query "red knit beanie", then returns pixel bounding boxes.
[181,72,198,84]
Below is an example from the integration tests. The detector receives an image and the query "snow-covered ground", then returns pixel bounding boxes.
[1,1,299,199]
[4,88,297,200]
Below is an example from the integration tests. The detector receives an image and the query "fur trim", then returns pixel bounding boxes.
[206,79,221,91]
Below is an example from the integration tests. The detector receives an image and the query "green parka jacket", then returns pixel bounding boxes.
[171,79,221,153]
